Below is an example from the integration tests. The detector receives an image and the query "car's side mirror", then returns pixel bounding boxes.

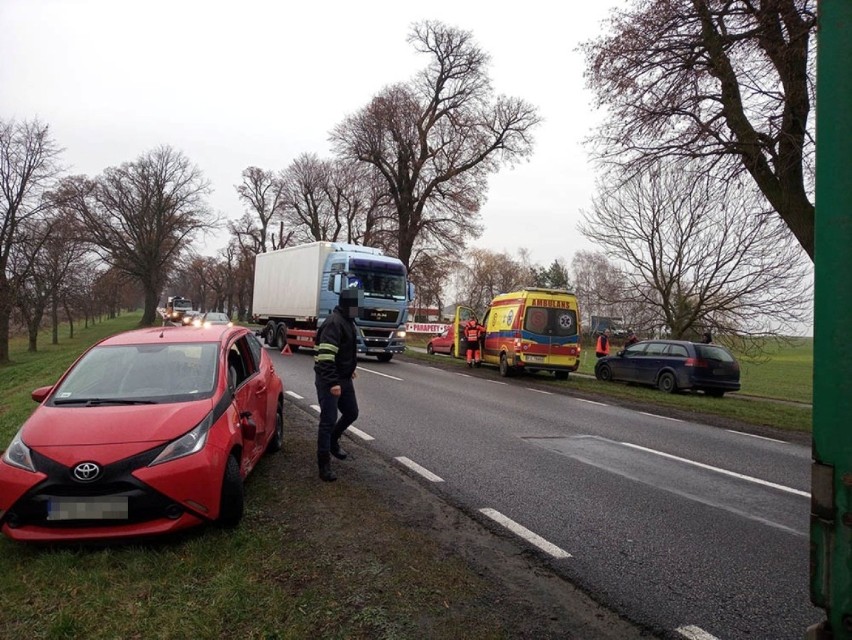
[617,350,625,357]
[31,385,53,403]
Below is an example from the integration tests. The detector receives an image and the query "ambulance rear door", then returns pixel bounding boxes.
[453,306,478,360]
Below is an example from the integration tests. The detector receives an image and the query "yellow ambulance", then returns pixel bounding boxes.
[453,288,581,379]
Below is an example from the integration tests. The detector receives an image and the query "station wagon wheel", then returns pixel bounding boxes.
[596,364,612,382]
[267,398,284,454]
[218,455,244,528]
[426,343,434,355]
[658,371,677,394]
[706,389,725,398]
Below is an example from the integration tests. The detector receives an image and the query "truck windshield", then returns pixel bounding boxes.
[174,301,192,310]
[349,259,406,300]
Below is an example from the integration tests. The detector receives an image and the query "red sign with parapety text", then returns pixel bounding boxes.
[406,322,448,334]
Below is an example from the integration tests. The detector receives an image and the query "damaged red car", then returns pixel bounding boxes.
[0,325,284,543]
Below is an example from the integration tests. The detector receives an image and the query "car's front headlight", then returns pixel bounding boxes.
[149,413,213,467]
[2,431,36,472]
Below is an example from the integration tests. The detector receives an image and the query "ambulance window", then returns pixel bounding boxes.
[523,307,578,337]
[552,309,578,336]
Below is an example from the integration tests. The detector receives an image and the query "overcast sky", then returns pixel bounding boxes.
[2,0,624,267]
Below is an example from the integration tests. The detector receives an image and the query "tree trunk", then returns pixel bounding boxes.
[0,301,10,364]
[141,287,159,326]
[64,299,75,339]
[51,294,59,345]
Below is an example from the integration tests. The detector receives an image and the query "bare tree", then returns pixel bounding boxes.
[331,21,541,272]
[453,248,529,314]
[235,167,286,253]
[60,146,214,326]
[582,0,816,259]
[410,252,457,321]
[0,118,62,363]
[280,153,339,243]
[579,165,810,340]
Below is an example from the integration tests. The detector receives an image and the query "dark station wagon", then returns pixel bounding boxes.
[594,339,741,396]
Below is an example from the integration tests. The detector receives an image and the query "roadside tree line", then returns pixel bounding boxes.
[1,4,817,362]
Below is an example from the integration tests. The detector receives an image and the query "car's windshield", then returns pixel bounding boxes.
[205,313,229,322]
[51,342,219,404]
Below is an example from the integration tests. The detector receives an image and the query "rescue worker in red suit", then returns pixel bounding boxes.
[595,329,611,358]
[464,318,485,367]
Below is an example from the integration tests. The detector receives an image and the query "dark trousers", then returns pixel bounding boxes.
[315,376,359,455]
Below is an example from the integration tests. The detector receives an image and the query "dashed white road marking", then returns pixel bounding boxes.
[285,390,303,400]
[356,366,403,381]
[725,429,786,444]
[527,388,553,395]
[576,398,607,406]
[676,624,722,640]
[479,508,572,559]
[487,380,508,385]
[347,426,375,441]
[310,404,320,413]
[456,373,472,378]
[620,442,809,498]
[638,411,683,422]
[395,457,444,482]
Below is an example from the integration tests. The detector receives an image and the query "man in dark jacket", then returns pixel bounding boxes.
[314,288,362,482]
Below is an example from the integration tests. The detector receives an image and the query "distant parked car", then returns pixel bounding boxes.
[594,339,741,397]
[0,325,284,542]
[426,325,456,356]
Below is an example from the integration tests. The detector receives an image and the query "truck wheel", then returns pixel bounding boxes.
[376,353,393,363]
[275,326,286,350]
[263,321,276,346]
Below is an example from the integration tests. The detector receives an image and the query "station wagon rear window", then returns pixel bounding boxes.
[695,345,736,362]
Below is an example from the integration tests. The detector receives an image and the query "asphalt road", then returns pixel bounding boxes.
[269,347,821,640]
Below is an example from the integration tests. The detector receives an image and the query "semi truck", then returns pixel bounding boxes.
[252,242,413,362]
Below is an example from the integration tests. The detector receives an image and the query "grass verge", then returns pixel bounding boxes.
[403,347,812,434]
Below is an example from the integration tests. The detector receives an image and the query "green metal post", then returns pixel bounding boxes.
[810,1,852,638]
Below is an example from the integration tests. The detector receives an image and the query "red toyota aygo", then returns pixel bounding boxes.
[0,325,284,543]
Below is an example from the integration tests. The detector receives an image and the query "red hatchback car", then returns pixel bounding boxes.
[0,325,284,543]
[426,325,456,356]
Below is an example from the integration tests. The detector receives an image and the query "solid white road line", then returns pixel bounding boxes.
[676,624,722,640]
[356,366,403,381]
[725,429,786,444]
[620,442,809,498]
[527,388,553,395]
[347,426,375,441]
[479,508,572,559]
[576,398,607,406]
[285,390,303,400]
[395,457,444,482]
[310,404,320,413]
[639,411,683,422]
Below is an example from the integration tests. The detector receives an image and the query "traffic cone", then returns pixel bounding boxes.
[281,343,292,356]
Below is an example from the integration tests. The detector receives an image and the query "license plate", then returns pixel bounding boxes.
[47,496,129,521]
[525,355,545,363]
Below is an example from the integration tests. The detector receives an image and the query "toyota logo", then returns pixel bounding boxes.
[72,462,101,482]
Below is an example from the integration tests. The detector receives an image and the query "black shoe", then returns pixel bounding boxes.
[317,453,337,482]
[468,362,473,368]
[330,444,348,460]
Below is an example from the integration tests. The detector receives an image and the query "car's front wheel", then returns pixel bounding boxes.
[657,371,677,394]
[218,455,244,528]
[426,343,434,355]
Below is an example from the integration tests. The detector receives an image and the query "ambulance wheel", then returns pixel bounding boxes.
[499,353,513,377]
[554,371,569,381]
